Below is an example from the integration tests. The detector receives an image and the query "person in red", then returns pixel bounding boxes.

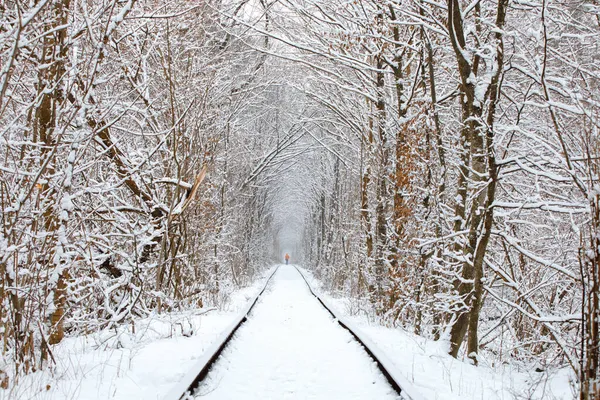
[285,253,290,265]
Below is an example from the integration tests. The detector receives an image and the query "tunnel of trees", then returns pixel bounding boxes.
[1,0,599,397]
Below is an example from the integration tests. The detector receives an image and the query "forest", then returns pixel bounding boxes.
[0,0,599,398]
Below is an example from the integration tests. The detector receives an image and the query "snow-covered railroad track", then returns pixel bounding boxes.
[165,265,425,400]
[292,266,425,400]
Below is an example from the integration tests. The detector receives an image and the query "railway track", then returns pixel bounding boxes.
[164,265,425,400]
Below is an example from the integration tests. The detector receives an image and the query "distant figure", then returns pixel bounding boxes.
[285,253,290,265]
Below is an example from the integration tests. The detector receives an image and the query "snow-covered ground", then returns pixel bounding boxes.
[195,265,399,400]
[346,323,575,400]
[2,269,273,400]
[298,267,577,400]
[3,264,577,399]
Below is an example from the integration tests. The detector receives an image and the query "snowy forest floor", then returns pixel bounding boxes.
[1,271,272,400]
[300,268,576,400]
[3,265,575,400]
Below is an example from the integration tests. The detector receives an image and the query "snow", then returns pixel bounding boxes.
[4,315,229,399]
[194,265,400,400]
[297,268,576,400]
[2,273,270,400]
[341,324,575,400]
[3,265,576,400]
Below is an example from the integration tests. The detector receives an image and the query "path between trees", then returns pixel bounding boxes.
[194,265,400,399]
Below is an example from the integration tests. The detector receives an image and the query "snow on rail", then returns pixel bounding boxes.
[165,265,426,400]
[162,266,279,400]
[293,266,427,400]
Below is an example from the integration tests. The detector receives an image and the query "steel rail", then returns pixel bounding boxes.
[163,266,280,400]
[293,266,426,400]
